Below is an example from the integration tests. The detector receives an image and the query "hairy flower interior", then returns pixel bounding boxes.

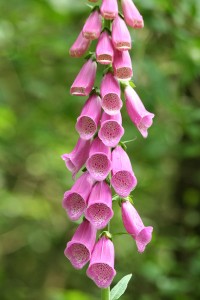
[88,263,115,288]
[86,203,112,229]
[102,93,122,115]
[76,116,96,140]
[65,192,85,220]
[66,243,90,269]
[111,170,136,197]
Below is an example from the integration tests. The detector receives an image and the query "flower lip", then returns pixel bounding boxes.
[99,119,124,147]
[76,115,97,140]
[62,191,86,221]
[65,241,91,269]
[102,93,123,115]
[86,152,112,181]
[97,54,113,65]
[86,203,114,229]
[87,263,116,288]
[111,170,137,197]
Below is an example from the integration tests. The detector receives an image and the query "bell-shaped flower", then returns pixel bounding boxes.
[98,112,124,147]
[125,85,155,138]
[111,145,137,197]
[76,94,101,140]
[85,181,113,229]
[100,72,122,115]
[82,10,102,40]
[100,0,118,20]
[62,171,95,221]
[62,138,91,178]
[69,30,91,58]
[86,137,112,181]
[64,219,97,269]
[87,236,116,288]
[96,31,114,65]
[121,201,153,252]
[70,59,97,96]
[121,0,144,29]
[112,15,132,51]
[113,50,133,80]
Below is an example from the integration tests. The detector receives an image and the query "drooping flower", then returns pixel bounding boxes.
[124,85,155,138]
[86,137,112,181]
[64,219,97,269]
[62,138,91,178]
[96,31,114,65]
[112,15,132,51]
[85,181,113,229]
[100,0,118,20]
[70,59,97,96]
[121,200,153,252]
[82,10,102,40]
[76,94,101,140]
[113,50,133,80]
[98,112,124,147]
[69,30,91,58]
[62,171,95,221]
[87,236,116,288]
[121,0,144,29]
[100,72,122,115]
[111,145,137,197]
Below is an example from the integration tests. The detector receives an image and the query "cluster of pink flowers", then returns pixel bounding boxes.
[62,0,154,289]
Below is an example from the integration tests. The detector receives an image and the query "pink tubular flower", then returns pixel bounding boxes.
[125,85,155,138]
[86,137,112,181]
[82,10,102,40]
[69,30,91,58]
[64,219,97,269]
[121,0,144,29]
[113,50,133,80]
[70,59,97,96]
[98,112,124,147]
[87,236,116,288]
[111,145,137,197]
[100,72,122,115]
[96,31,114,65]
[62,171,95,221]
[100,0,118,20]
[61,138,91,178]
[85,181,113,229]
[112,15,132,51]
[121,201,153,252]
[75,94,101,140]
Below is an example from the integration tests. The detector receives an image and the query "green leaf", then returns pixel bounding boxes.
[111,274,133,300]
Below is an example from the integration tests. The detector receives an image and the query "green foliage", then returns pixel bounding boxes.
[0,0,200,300]
[110,274,132,300]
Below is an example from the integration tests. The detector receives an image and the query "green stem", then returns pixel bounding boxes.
[101,221,111,300]
[101,287,110,300]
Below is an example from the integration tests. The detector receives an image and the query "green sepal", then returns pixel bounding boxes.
[129,80,136,88]
[119,141,127,151]
[103,65,113,76]
[84,51,96,61]
[98,230,112,240]
[89,87,101,97]
[91,5,100,12]
[112,194,121,202]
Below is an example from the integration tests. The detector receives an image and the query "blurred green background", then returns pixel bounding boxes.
[0,0,200,299]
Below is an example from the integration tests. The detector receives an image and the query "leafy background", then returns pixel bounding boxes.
[0,0,200,299]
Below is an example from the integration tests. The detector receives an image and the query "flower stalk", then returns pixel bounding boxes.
[61,0,155,298]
